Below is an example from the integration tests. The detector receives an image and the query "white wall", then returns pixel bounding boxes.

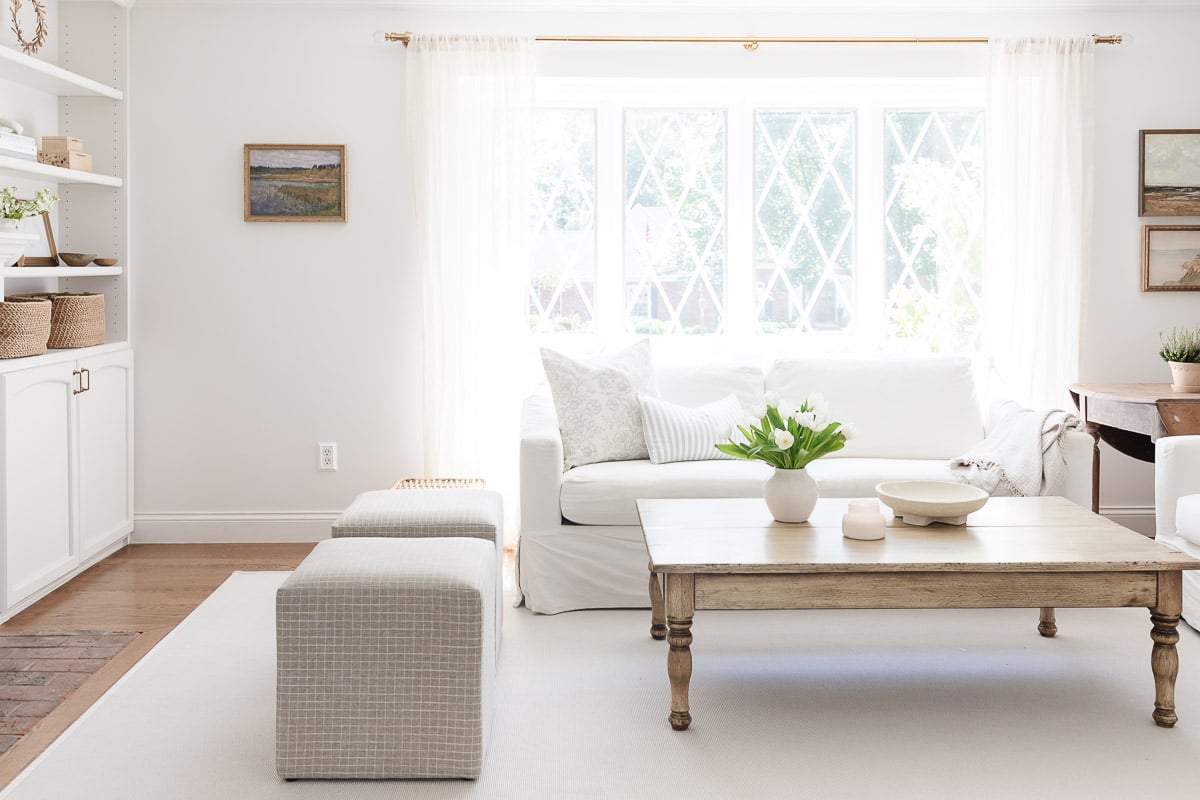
[129,2,1200,540]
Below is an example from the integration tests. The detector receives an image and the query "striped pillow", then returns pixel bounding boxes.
[639,393,744,464]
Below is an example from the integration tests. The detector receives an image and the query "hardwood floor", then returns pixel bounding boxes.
[0,543,316,788]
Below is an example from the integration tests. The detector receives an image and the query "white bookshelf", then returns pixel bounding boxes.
[0,3,134,622]
[0,44,123,99]
[0,153,122,186]
[2,264,122,278]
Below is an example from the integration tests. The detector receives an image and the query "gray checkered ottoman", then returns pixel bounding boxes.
[275,537,496,780]
[332,489,504,639]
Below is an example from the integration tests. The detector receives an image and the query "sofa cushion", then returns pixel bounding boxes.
[561,459,771,525]
[541,340,656,469]
[654,363,766,410]
[640,393,743,464]
[1178,494,1200,547]
[559,457,955,526]
[766,355,983,459]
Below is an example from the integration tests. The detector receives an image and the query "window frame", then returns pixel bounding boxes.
[533,76,985,357]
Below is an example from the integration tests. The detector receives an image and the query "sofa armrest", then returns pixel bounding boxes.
[521,393,565,532]
[1155,435,1200,539]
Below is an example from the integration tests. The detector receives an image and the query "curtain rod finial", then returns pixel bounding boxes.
[372,30,388,44]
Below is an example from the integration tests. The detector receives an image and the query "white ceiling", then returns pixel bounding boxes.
[129,0,1200,9]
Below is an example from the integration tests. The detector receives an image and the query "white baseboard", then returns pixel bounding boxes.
[132,511,340,543]
[1100,505,1156,536]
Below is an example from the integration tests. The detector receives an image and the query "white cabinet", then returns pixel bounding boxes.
[76,350,133,559]
[0,362,75,609]
[0,3,134,619]
[0,349,133,613]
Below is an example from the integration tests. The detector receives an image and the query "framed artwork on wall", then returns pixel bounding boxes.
[1140,129,1200,216]
[15,211,58,266]
[1143,225,1200,291]
[244,144,346,222]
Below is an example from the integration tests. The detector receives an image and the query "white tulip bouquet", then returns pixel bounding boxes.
[715,393,854,470]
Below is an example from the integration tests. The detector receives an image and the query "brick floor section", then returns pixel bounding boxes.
[0,631,138,757]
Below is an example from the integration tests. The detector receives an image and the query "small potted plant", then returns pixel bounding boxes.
[0,186,57,267]
[1160,325,1200,393]
[716,393,855,523]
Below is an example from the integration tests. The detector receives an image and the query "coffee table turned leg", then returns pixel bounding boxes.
[649,567,667,641]
[1038,607,1057,637]
[1151,572,1183,728]
[665,573,695,731]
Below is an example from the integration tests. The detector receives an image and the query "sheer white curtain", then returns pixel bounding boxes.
[406,35,534,534]
[984,36,1094,410]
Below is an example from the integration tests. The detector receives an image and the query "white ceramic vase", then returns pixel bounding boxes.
[1168,361,1200,393]
[764,467,818,523]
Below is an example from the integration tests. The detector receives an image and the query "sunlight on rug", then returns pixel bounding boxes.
[0,631,139,757]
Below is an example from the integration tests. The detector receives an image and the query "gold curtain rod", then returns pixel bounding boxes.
[383,32,1123,51]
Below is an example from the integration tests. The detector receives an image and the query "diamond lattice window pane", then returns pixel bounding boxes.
[753,111,855,334]
[884,110,984,351]
[624,110,726,335]
[529,109,597,334]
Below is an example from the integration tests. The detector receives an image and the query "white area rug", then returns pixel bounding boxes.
[4,571,1200,799]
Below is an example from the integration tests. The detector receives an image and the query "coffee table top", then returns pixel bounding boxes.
[638,497,1200,574]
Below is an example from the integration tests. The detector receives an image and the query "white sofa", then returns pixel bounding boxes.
[1155,435,1200,632]
[519,355,1094,614]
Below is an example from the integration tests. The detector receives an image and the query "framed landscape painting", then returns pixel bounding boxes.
[1140,130,1200,216]
[1143,225,1200,291]
[244,144,346,222]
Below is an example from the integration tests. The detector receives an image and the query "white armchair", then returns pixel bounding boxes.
[1155,435,1200,631]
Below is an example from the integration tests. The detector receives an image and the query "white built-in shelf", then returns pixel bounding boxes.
[0,154,122,187]
[0,46,122,100]
[0,341,129,374]
[3,265,122,278]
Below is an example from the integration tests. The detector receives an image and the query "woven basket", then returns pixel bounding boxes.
[392,477,486,490]
[0,296,52,358]
[46,292,105,349]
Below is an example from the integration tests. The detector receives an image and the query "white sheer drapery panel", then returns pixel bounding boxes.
[406,34,535,543]
[983,36,1094,411]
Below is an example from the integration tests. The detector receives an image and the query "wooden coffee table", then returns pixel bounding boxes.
[638,496,1200,731]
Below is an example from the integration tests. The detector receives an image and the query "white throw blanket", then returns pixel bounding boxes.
[950,399,1084,497]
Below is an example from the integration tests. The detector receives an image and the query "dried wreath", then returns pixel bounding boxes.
[9,0,48,56]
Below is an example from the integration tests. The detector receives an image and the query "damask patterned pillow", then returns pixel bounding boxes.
[541,340,656,470]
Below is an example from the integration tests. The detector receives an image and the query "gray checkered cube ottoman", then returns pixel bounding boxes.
[332,489,504,640]
[275,537,496,780]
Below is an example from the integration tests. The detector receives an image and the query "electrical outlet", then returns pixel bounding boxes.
[318,442,337,472]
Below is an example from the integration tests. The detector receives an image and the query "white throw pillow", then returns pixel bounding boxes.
[541,340,656,470]
[640,393,744,464]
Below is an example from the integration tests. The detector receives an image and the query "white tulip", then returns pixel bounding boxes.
[764,391,780,407]
[772,429,795,449]
[749,402,768,419]
[793,411,818,430]
[840,422,857,440]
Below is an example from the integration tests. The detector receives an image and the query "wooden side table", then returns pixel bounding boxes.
[1068,382,1200,512]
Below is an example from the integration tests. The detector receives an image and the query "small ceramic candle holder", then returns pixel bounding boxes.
[842,499,886,540]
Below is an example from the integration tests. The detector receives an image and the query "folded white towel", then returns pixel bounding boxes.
[950,399,1083,497]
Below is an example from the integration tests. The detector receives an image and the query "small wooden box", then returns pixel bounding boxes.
[40,136,83,153]
[37,151,93,172]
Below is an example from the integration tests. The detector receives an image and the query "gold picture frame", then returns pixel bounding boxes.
[1142,225,1200,291]
[16,210,58,267]
[244,144,346,222]
[1139,129,1200,216]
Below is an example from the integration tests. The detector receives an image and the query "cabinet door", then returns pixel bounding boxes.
[77,349,134,559]
[1,363,78,609]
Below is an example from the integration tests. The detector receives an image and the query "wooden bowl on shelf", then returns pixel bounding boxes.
[92,258,119,267]
[59,253,97,267]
